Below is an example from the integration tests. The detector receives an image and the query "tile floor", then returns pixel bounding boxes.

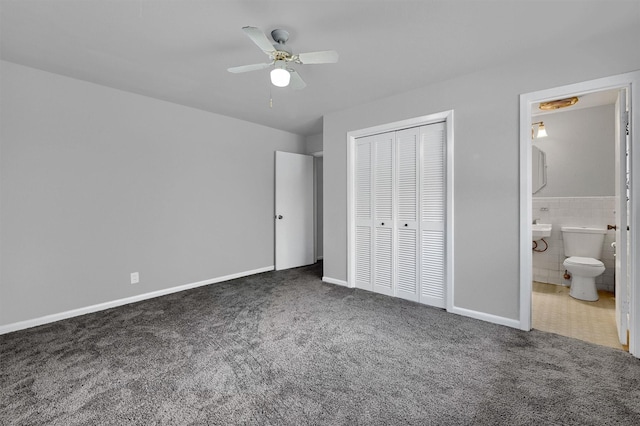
[532,281,625,350]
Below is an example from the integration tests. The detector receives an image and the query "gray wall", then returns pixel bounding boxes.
[0,60,305,326]
[534,104,615,197]
[305,133,323,155]
[322,24,640,321]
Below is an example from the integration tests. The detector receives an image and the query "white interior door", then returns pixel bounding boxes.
[275,151,314,271]
[615,89,629,344]
[395,128,420,302]
[355,137,374,291]
[420,122,446,308]
[373,132,395,296]
[352,121,447,307]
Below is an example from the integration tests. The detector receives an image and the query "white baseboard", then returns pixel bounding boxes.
[0,265,274,335]
[448,305,521,329]
[317,255,324,260]
[322,276,348,287]
[321,280,520,329]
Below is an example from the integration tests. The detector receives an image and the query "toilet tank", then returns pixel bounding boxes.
[561,226,607,258]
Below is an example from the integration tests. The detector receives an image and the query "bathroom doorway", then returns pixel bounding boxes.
[531,89,622,349]
[519,71,640,358]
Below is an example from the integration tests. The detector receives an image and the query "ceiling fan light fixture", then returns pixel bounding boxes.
[270,61,290,87]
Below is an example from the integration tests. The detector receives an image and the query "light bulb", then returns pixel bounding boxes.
[270,68,290,87]
[537,123,548,138]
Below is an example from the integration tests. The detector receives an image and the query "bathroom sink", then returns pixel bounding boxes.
[532,223,552,240]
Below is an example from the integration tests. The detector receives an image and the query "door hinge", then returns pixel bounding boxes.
[624,111,630,136]
[622,299,630,315]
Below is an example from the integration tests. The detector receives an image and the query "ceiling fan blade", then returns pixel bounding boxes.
[227,62,273,73]
[242,26,275,54]
[296,50,339,64]
[288,70,306,90]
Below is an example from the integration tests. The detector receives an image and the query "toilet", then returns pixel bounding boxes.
[561,226,606,301]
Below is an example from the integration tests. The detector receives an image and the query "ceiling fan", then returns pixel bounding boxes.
[228,26,339,89]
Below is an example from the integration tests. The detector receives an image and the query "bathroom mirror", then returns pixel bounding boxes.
[532,145,547,194]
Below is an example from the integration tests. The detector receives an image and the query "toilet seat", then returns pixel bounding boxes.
[564,256,604,268]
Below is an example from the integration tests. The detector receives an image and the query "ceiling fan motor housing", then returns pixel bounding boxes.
[271,29,289,44]
[271,29,292,56]
[272,50,291,61]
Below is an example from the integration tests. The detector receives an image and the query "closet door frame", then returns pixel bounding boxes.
[347,110,454,311]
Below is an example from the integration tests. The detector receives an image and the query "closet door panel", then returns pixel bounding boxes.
[355,138,373,291]
[373,134,395,295]
[395,128,419,301]
[419,122,446,307]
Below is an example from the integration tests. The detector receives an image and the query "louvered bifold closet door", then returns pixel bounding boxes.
[373,133,395,296]
[419,122,446,308]
[355,137,373,291]
[395,127,420,302]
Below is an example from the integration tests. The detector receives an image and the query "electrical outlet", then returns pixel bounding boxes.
[130,272,140,284]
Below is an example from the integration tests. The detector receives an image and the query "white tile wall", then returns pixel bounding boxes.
[532,197,616,292]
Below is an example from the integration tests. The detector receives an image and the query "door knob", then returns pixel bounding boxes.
[277,215,283,220]
[381,222,385,226]
[404,223,408,227]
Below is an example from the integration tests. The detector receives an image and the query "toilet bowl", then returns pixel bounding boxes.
[561,226,607,302]
[563,256,605,301]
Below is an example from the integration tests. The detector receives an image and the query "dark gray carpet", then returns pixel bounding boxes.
[1,262,639,425]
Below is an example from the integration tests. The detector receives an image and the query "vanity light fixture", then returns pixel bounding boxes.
[539,96,579,111]
[532,121,547,139]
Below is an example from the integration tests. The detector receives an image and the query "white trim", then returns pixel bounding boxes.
[346,110,454,302]
[347,113,451,139]
[347,132,355,288]
[519,71,640,358]
[313,156,318,262]
[445,113,455,313]
[311,151,324,157]
[313,155,324,262]
[322,276,348,287]
[449,306,521,329]
[0,266,274,335]
[519,91,534,331]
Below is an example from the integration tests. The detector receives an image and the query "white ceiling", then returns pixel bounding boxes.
[2,1,638,136]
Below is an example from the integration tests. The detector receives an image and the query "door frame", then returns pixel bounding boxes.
[310,151,323,262]
[519,71,640,357]
[346,110,454,311]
